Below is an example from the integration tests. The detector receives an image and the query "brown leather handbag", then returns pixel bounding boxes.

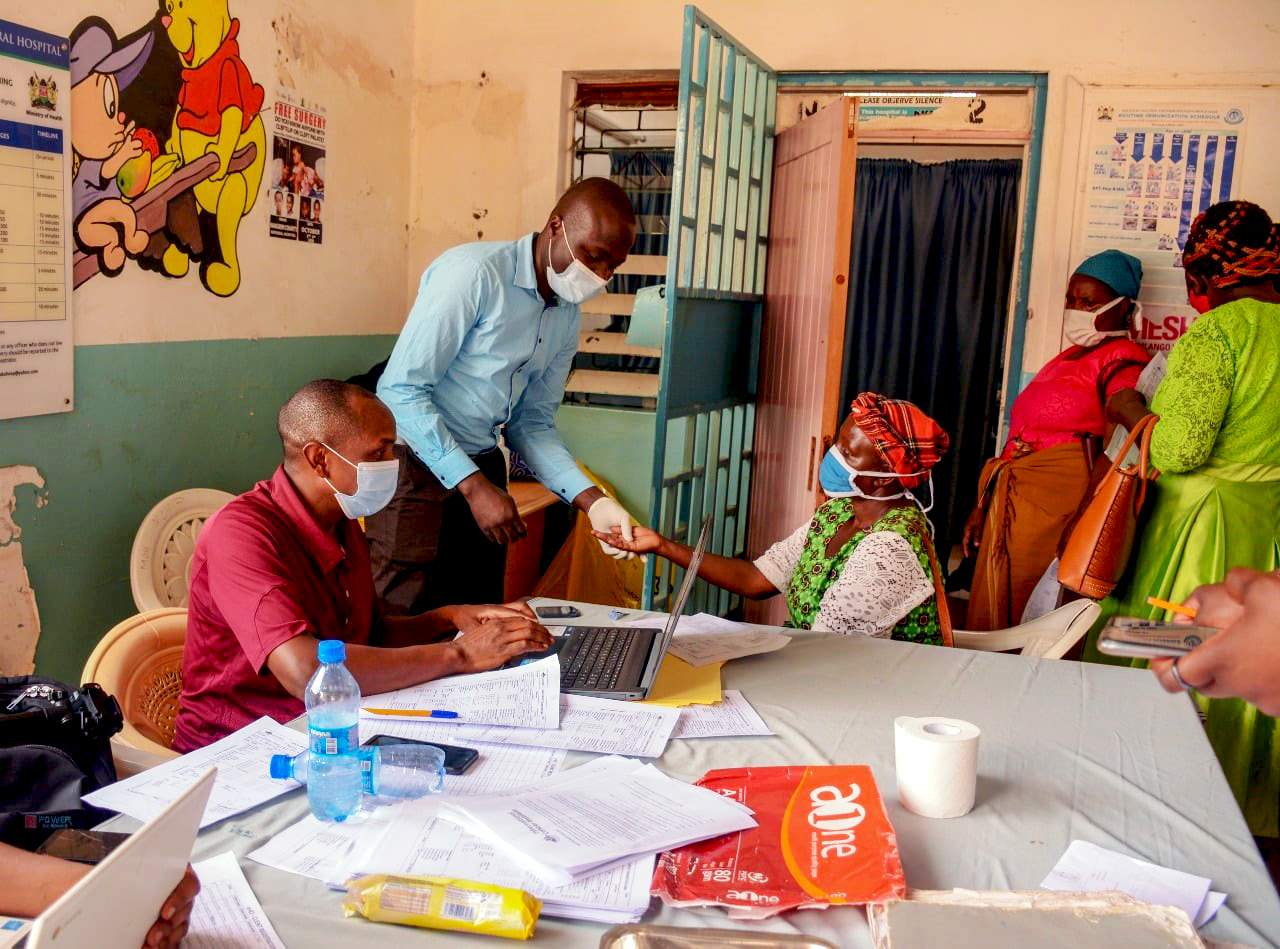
[1058,414,1160,599]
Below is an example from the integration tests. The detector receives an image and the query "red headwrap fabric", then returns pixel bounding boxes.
[848,392,950,489]
[1182,201,1280,289]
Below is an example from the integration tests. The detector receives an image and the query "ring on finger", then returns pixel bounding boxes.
[1170,657,1193,692]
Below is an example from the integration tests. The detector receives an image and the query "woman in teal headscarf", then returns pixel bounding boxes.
[962,249,1149,630]
[1087,201,1280,837]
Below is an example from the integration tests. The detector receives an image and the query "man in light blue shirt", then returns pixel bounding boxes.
[368,178,637,611]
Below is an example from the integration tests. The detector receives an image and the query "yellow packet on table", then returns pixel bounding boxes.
[343,873,541,940]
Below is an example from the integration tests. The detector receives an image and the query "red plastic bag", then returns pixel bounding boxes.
[653,765,906,918]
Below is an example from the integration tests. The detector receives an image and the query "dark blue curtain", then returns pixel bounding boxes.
[842,158,1021,561]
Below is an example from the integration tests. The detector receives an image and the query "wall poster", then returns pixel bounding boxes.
[0,18,73,420]
[1075,97,1247,354]
[268,89,325,245]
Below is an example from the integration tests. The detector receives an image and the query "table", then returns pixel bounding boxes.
[155,600,1280,947]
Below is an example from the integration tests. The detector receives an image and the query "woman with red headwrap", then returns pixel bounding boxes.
[593,394,953,644]
[1087,200,1280,838]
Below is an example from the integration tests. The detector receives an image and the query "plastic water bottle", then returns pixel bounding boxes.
[304,640,362,821]
[270,744,446,798]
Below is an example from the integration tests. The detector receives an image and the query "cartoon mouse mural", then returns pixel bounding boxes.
[69,1,265,297]
[69,23,160,274]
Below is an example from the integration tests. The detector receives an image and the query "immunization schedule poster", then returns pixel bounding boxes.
[1077,99,1246,354]
[268,89,325,245]
[0,19,74,419]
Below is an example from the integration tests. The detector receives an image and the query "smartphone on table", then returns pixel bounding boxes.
[1097,617,1221,659]
[535,604,582,620]
[363,733,480,775]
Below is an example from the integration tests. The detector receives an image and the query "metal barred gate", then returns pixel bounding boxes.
[644,6,777,613]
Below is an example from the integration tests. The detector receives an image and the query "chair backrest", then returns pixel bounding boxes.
[130,488,234,611]
[952,600,1101,660]
[81,608,188,760]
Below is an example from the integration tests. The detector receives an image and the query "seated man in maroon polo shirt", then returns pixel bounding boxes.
[173,379,551,751]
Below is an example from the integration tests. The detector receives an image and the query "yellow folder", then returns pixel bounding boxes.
[640,655,723,707]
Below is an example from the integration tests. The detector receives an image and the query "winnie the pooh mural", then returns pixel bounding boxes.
[69,0,265,297]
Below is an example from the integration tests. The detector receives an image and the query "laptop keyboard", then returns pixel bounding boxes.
[560,627,639,690]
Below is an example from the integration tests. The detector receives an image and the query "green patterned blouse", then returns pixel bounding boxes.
[1151,298,1280,472]
[783,500,943,645]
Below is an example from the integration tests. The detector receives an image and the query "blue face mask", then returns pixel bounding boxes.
[818,447,933,514]
[322,444,399,519]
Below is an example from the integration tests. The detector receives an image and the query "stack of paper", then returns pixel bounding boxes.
[362,692,679,758]
[435,756,757,888]
[368,794,654,924]
[1041,840,1227,927]
[83,717,307,827]
[186,852,286,949]
[247,741,568,881]
[672,689,774,740]
[362,654,560,728]
[620,611,791,666]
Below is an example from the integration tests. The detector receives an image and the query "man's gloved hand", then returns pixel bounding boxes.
[587,497,636,560]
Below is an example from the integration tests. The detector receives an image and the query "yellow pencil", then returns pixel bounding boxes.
[1145,595,1198,619]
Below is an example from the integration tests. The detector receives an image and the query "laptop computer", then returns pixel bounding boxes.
[553,516,711,699]
[26,767,216,949]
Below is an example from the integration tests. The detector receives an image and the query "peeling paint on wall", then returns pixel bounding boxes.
[0,465,46,675]
[272,6,398,99]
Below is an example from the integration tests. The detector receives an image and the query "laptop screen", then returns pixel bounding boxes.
[655,516,712,653]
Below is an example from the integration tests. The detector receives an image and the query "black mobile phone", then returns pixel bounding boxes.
[535,604,582,620]
[364,733,479,775]
[1097,617,1221,659]
[36,829,132,864]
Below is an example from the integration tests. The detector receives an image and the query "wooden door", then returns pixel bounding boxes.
[745,97,857,626]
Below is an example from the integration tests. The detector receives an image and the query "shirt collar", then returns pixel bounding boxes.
[514,232,541,296]
[266,464,349,573]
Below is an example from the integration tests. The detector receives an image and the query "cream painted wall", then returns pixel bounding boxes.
[22,0,414,344]
[408,0,1280,375]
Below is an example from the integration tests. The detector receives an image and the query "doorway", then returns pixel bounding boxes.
[747,82,1044,626]
[843,144,1023,560]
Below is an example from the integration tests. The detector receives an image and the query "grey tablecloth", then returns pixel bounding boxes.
[140,601,1280,948]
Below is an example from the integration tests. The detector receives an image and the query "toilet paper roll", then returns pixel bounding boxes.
[894,715,981,819]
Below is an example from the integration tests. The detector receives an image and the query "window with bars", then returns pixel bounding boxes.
[563,79,678,410]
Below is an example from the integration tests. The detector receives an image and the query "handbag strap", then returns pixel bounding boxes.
[1133,413,1160,509]
[1094,413,1160,511]
[1096,413,1160,485]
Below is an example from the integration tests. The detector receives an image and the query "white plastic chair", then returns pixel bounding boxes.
[130,488,233,611]
[953,600,1100,660]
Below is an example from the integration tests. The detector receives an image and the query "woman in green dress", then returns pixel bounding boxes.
[1090,200,1280,836]
[592,393,953,645]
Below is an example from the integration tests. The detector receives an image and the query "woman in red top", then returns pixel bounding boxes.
[962,250,1150,629]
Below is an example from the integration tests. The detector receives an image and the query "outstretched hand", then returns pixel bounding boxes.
[591,526,663,555]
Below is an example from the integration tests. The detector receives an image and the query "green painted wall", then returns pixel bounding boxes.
[557,405,655,522]
[2,335,396,684]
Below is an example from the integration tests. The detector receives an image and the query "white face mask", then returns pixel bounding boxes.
[1063,296,1133,348]
[321,444,399,519]
[820,447,934,514]
[546,222,608,304]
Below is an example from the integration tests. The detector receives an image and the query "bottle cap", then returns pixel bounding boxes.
[317,639,346,663]
[269,754,293,779]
